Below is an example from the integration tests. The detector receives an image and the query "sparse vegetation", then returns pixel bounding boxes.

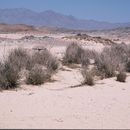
[81,49,99,67]
[31,48,59,72]
[7,48,31,71]
[0,47,58,90]
[0,61,20,89]
[0,35,130,90]
[95,47,118,78]
[63,42,130,86]
[63,42,84,64]
[0,48,30,89]
[0,48,29,89]
[26,64,51,85]
[81,68,95,86]
[126,60,130,72]
[109,44,128,70]
[46,56,59,72]
[116,71,127,82]
[25,48,59,85]
[80,51,89,67]
[94,43,130,80]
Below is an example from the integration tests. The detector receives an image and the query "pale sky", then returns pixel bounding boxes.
[0,0,130,23]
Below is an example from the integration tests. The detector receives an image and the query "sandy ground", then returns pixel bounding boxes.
[0,33,130,129]
[0,66,130,129]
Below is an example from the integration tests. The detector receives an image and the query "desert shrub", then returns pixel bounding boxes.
[0,61,20,89]
[0,47,58,89]
[0,48,29,90]
[46,56,59,72]
[26,64,51,85]
[126,59,130,72]
[7,48,30,71]
[116,71,126,82]
[110,43,130,72]
[81,49,99,67]
[126,44,130,57]
[84,49,99,60]
[95,43,130,78]
[81,68,94,86]
[125,44,130,72]
[31,49,59,72]
[80,51,89,67]
[89,43,130,79]
[63,42,84,64]
[110,43,128,64]
[32,49,50,65]
[95,47,117,78]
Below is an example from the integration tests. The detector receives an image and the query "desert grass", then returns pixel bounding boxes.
[116,71,127,82]
[0,47,59,89]
[63,42,84,64]
[81,68,95,86]
[0,61,20,89]
[26,64,51,85]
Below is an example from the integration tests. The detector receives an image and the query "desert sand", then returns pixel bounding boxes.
[0,32,130,129]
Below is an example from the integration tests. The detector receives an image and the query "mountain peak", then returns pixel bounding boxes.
[43,10,55,13]
[0,8,130,30]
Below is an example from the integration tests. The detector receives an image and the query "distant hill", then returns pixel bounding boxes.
[0,23,35,32]
[0,8,130,30]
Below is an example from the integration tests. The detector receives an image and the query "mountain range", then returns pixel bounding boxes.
[0,8,130,30]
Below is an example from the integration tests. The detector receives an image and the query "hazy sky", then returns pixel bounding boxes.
[0,0,130,23]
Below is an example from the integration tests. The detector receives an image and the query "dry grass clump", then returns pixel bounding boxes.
[125,45,130,72]
[26,64,51,85]
[84,49,99,60]
[80,51,89,67]
[0,48,29,90]
[0,61,20,89]
[63,43,99,68]
[63,42,84,64]
[116,71,127,82]
[126,60,130,72]
[63,42,98,67]
[80,43,129,86]
[81,49,99,67]
[31,49,59,72]
[95,48,116,78]
[0,48,29,89]
[25,48,59,85]
[0,47,59,89]
[110,43,128,64]
[46,56,59,72]
[94,43,130,80]
[7,47,59,72]
[7,48,31,71]
[81,68,95,86]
